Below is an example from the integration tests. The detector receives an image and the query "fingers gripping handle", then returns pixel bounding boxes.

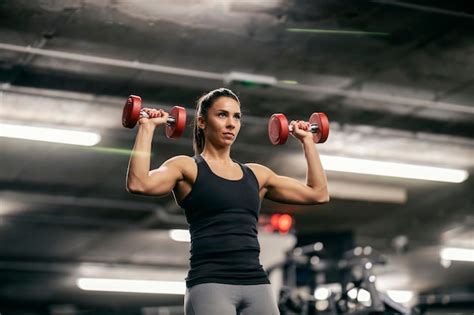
[139,110,149,119]
[138,109,176,125]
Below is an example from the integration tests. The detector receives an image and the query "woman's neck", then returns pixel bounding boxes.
[200,147,233,164]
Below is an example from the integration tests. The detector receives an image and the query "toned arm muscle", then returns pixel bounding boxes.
[128,155,189,197]
[247,163,329,205]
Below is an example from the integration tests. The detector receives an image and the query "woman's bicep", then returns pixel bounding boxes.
[248,163,325,204]
[265,174,320,204]
[140,158,185,196]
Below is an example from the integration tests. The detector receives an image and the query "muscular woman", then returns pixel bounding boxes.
[126,88,329,314]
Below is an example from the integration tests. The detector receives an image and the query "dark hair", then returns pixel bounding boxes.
[193,88,240,155]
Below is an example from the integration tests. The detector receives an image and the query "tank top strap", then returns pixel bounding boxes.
[232,159,260,188]
[193,155,203,163]
[232,159,247,173]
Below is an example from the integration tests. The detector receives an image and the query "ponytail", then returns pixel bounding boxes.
[193,101,206,155]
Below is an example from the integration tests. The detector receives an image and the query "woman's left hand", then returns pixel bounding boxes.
[290,120,313,143]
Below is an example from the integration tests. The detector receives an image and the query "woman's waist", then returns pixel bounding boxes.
[186,207,259,226]
[190,234,260,255]
[190,248,263,268]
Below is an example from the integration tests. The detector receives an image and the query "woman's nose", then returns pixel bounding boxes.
[226,118,236,128]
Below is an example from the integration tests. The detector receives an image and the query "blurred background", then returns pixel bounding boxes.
[0,0,473,314]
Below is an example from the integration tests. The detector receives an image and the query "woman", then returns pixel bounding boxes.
[126,88,329,315]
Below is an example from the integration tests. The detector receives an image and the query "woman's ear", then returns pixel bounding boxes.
[197,116,206,130]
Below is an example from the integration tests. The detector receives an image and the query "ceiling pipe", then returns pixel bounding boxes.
[1,42,473,115]
[0,42,224,81]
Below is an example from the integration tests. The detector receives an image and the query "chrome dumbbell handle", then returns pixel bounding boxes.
[288,123,319,133]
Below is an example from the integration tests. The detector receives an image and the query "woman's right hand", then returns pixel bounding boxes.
[138,108,170,127]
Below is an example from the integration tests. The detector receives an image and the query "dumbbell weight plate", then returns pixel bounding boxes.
[268,113,289,145]
[166,106,187,138]
[309,112,329,143]
[122,95,142,128]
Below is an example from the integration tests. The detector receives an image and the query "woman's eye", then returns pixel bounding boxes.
[218,113,226,118]
[234,115,241,120]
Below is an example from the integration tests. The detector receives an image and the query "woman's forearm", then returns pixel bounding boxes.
[126,124,156,192]
[302,138,329,198]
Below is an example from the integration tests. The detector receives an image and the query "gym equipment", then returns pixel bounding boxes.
[268,112,329,145]
[122,95,187,138]
[267,243,412,315]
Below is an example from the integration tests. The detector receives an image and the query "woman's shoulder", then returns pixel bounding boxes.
[164,155,197,169]
[245,162,270,171]
[163,155,198,179]
[244,163,273,178]
[165,154,195,163]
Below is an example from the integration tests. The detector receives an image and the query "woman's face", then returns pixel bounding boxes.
[199,96,241,148]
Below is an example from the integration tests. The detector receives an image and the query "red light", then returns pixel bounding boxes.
[270,214,293,234]
[271,214,281,230]
[278,214,293,234]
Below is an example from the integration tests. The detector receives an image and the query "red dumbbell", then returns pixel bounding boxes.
[268,112,329,145]
[122,95,187,138]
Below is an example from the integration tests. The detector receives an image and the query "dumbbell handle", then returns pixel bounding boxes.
[139,109,176,125]
[288,123,319,133]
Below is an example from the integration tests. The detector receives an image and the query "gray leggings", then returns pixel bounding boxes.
[184,283,280,315]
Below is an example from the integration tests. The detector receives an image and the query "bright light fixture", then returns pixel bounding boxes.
[169,229,190,242]
[347,288,358,300]
[387,290,414,304]
[0,123,101,146]
[314,288,330,300]
[320,155,468,183]
[223,71,277,87]
[440,247,474,262]
[76,278,185,295]
[357,288,371,303]
[328,180,407,204]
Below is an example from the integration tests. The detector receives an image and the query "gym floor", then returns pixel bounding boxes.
[0,1,473,314]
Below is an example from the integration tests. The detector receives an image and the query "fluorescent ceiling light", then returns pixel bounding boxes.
[387,290,414,304]
[328,180,407,204]
[440,247,474,262]
[76,278,185,295]
[224,71,277,87]
[169,229,190,242]
[320,155,468,183]
[0,123,101,146]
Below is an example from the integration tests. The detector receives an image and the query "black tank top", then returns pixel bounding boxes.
[178,155,270,288]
